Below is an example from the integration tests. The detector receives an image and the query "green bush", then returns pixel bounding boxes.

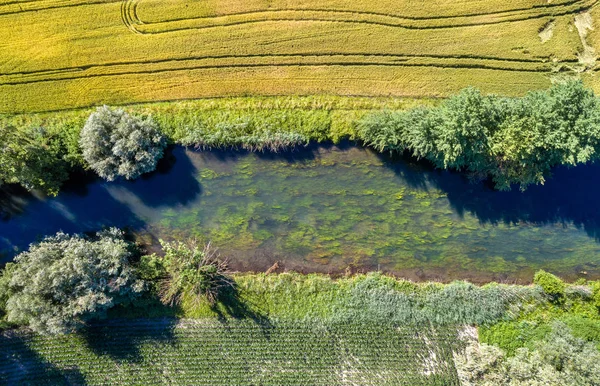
[456,322,600,385]
[4,228,144,334]
[534,270,566,303]
[0,125,70,195]
[80,106,166,181]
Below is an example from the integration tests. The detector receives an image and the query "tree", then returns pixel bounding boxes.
[158,240,234,307]
[0,125,69,196]
[4,228,144,334]
[80,106,166,181]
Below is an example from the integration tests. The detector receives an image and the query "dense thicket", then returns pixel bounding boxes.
[358,81,600,190]
[0,125,70,195]
[2,229,144,334]
[456,322,600,386]
[80,106,166,181]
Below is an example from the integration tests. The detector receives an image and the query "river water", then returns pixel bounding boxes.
[1,145,599,283]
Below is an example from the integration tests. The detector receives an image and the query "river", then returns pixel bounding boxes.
[1,144,599,283]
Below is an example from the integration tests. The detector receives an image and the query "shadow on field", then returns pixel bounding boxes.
[211,286,274,338]
[81,318,178,363]
[377,149,600,242]
[0,332,86,385]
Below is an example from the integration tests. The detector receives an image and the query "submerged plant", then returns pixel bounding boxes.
[159,240,234,307]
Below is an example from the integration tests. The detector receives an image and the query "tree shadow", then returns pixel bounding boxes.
[0,146,204,264]
[191,141,322,164]
[80,317,178,363]
[378,149,600,241]
[210,285,274,338]
[0,331,86,385]
[124,146,202,208]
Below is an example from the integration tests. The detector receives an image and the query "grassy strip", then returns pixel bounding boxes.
[0,95,429,173]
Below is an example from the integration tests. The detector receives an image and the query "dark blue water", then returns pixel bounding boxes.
[1,145,600,283]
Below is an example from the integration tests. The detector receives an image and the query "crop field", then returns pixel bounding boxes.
[1,0,599,113]
[0,319,463,385]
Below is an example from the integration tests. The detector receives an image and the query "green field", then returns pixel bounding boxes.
[1,0,599,113]
[0,319,462,385]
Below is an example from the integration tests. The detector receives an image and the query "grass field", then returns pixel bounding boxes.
[0,319,463,385]
[1,0,599,113]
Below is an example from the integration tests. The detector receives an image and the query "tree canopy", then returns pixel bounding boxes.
[80,106,167,181]
[0,125,69,196]
[4,228,144,334]
[358,80,600,190]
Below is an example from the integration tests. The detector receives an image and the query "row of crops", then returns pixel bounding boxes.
[0,319,463,385]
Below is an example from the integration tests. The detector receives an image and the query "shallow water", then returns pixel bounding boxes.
[2,145,600,283]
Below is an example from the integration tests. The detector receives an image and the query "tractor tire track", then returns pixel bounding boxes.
[0,53,564,87]
[0,0,120,17]
[122,0,597,34]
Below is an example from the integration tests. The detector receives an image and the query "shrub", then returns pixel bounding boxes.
[455,322,600,386]
[159,240,234,307]
[4,228,144,334]
[0,125,70,195]
[534,270,565,303]
[0,263,15,328]
[80,106,166,181]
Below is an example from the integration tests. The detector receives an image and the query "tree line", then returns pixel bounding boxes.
[359,80,600,190]
[1,81,600,194]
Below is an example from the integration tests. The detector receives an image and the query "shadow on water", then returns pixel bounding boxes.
[0,332,86,385]
[0,185,31,221]
[0,146,202,264]
[378,150,600,241]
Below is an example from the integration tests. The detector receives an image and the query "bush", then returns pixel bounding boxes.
[0,125,70,195]
[4,228,144,334]
[159,240,234,307]
[455,322,600,385]
[534,270,565,303]
[0,263,15,328]
[80,106,166,181]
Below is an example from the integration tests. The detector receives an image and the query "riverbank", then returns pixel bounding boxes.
[2,272,599,384]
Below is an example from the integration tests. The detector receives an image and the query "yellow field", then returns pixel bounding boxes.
[0,0,599,113]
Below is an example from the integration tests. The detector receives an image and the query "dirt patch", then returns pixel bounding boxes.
[574,11,596,68]
[539,20,555,43]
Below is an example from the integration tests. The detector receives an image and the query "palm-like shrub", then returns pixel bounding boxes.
[159,241,234,307]
[4,228,144,334]
[80,106,166,181]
